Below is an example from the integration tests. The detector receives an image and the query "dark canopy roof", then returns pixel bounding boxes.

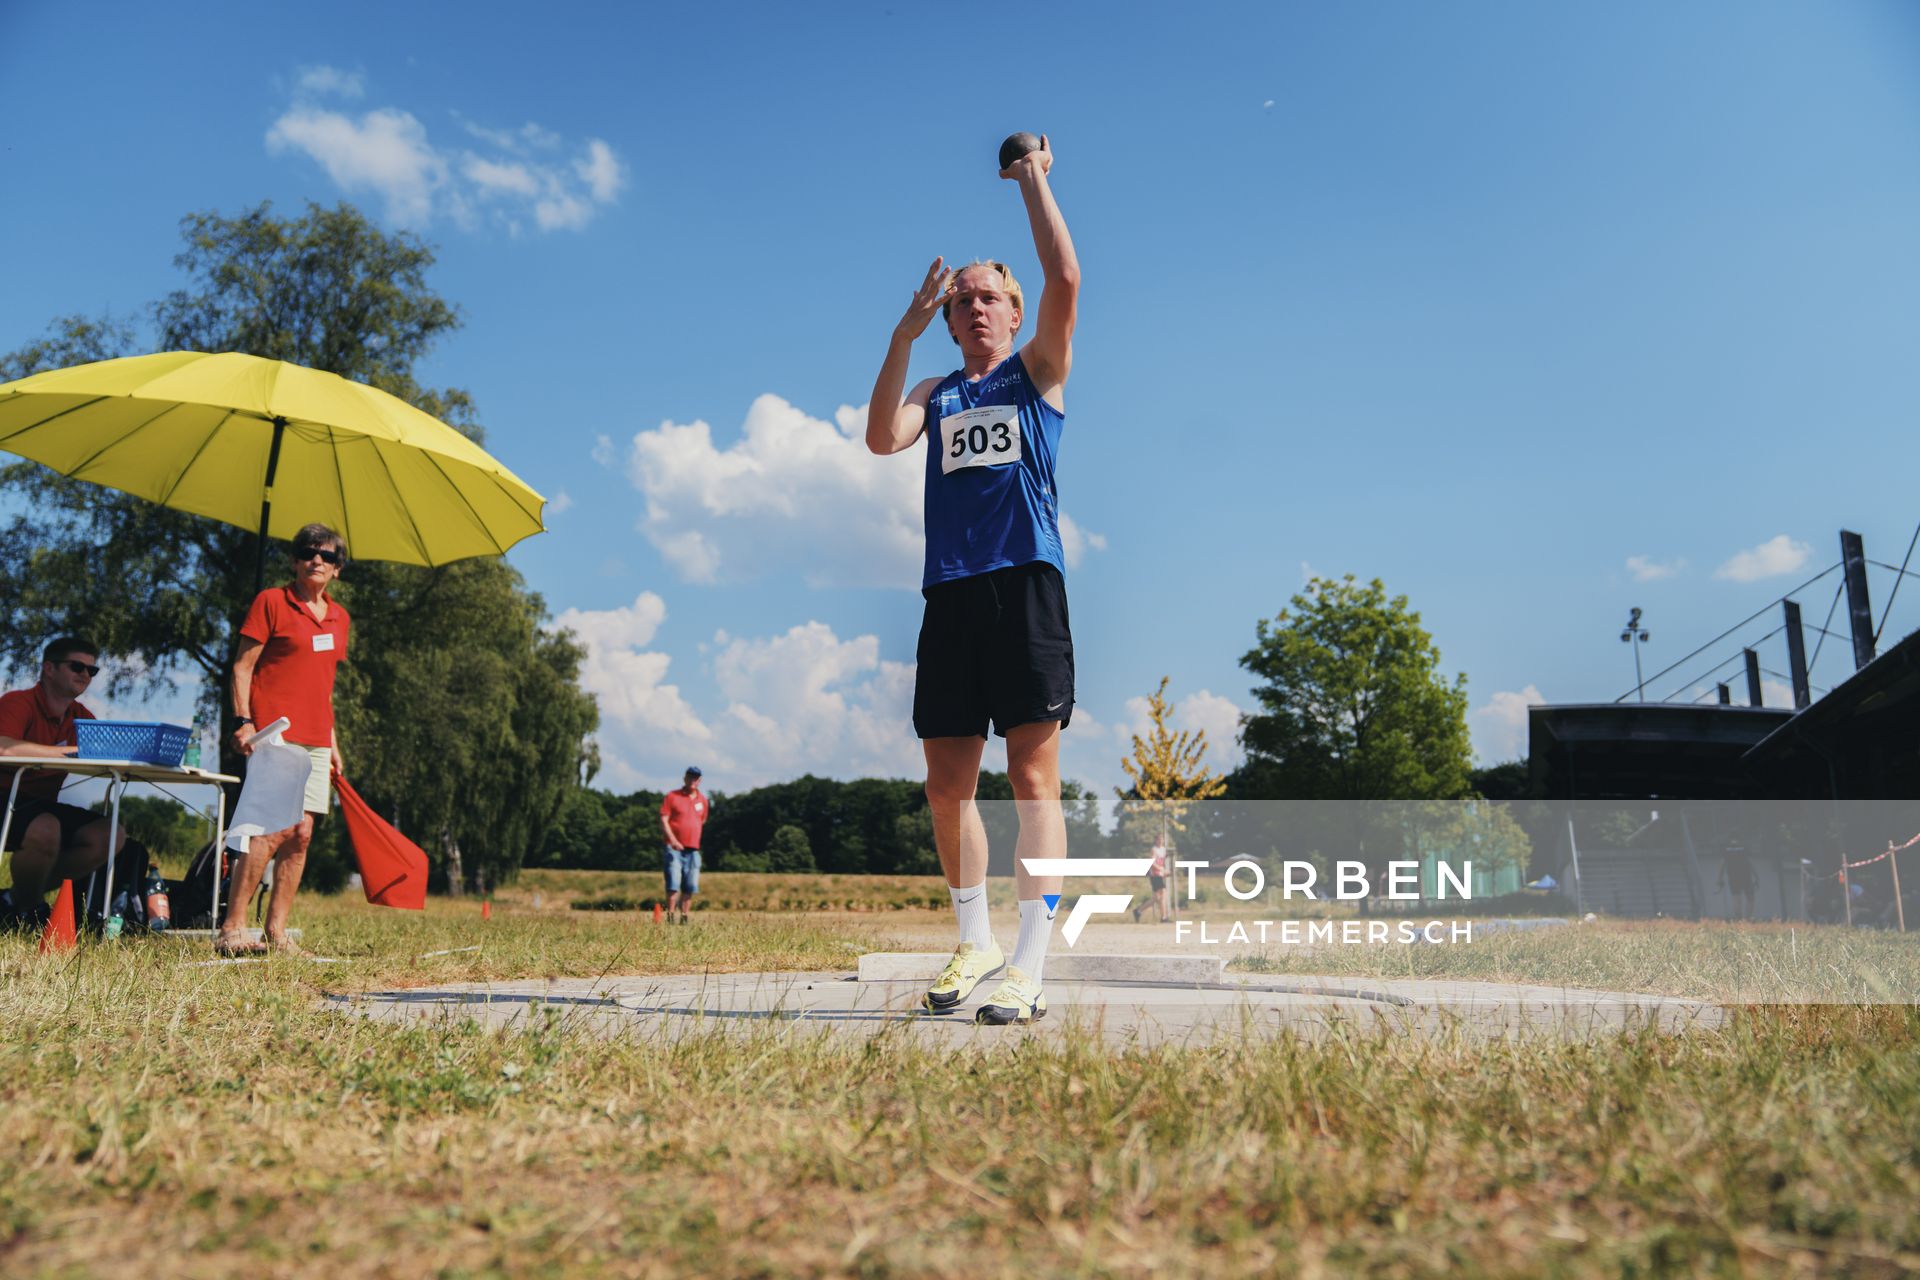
[1528,703,1793,800]
[1743,627,1920,798]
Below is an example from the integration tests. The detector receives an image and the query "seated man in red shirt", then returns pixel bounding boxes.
[0,637,124,929]
[222,524,351,956]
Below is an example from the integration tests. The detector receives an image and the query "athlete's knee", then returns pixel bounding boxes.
[924,775,978,811]
[1006,758,1060,802]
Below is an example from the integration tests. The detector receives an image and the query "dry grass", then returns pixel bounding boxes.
[0,874,1915,1276]
[1229,917,1920,1004]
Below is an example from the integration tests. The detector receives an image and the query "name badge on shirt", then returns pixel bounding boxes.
[312,633,336,653]
[939,405,1022,475]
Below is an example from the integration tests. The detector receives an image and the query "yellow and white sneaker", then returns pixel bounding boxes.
[923,940,1005,1013]
[974,966,1047,1025]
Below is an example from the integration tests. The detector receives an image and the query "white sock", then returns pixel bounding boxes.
[1011,897,1056,985]
[949,881,993,950]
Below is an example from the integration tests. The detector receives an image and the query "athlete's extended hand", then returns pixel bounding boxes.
[1000,134,1053,181]
[894,256,954,342]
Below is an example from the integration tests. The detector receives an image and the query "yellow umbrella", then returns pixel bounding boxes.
[0,351,546,585]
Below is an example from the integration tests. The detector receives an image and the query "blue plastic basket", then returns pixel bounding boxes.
[75,720,193,766]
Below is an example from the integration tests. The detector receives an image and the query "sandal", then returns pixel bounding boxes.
[266,936,314,958]
[214,931,268,957]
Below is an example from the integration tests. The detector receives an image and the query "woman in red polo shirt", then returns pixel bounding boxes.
[218,523,351,956]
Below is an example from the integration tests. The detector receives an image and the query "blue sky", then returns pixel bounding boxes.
[5,1,1920,798]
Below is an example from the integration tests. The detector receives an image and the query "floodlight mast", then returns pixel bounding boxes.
[1620,607,1651,702]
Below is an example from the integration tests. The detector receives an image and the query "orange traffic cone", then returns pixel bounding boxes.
[481,898,492,921]
[652,902,664,924]
[38,880,77,954]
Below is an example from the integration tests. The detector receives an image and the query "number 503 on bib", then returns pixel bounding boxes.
[940,405,1023,475]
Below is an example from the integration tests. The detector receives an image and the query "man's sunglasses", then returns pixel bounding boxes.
[292,546,344,566]
[60,660,100,677]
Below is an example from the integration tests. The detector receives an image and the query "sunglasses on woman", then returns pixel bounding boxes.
[292,545,343,566]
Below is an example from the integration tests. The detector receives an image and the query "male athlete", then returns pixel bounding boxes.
[866,135,1079,1024]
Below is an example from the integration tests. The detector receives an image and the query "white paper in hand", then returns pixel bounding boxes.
[227,718,311,851]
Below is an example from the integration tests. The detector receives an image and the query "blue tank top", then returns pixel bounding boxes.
[922,351,1066,589]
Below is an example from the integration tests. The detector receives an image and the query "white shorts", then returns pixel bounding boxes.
[300,746,333,815]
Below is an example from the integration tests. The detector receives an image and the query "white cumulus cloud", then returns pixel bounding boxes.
[461,154,540,197]
[1626,555,1684,582]
[457,117,562,152]
[296,65,365,99]
[1060,513,1107,564]
[620,395,1103,588]
[1470,684,1545,764]
[549,596,921,790]
[710,623,920,781]
[576,139,625,202]
[267,107,446,225]
[267,74,625,233]
[550,593,712,788]
[1715,535,1812,583]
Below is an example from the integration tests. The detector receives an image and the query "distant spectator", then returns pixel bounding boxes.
[659,766,711,924]
[1134,830,1173,923]
[0,637,125,929]
[1717,842,1757,921]
[221,525,350,956]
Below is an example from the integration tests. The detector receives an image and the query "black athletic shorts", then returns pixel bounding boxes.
[5,799,102,851]
[913,561,1074,739]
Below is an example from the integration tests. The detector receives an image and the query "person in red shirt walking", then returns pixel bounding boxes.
[220,524,351,956]
[0,637,121,929]
[659,766,711,924]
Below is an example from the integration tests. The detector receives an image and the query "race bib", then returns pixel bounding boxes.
[312,633,335,652]
[939,405,1022,475]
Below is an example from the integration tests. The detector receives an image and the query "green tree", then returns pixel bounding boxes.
[1470,759,1532,800]
[891,808,940,876]
[1237,575,1472,802]
[1,202,597,890]
[765,824,816,873]
[330,562,598,891]
[533,784,665,871]
[91,794,214,863]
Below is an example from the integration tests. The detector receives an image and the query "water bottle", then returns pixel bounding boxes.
[183,713,203,769]
[104,888,129,939]
[145,872,172,932]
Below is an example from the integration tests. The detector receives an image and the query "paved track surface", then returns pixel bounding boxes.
[332,957,1722,1047]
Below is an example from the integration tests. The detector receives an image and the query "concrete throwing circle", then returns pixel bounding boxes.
[331,960,1722,1047]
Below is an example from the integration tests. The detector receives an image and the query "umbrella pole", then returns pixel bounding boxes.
[251,417,288,596]
[228,416,290,785]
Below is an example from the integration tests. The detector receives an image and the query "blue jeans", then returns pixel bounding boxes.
[664,846,700,896]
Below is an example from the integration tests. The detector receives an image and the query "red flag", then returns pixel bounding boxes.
[333,776,428,910]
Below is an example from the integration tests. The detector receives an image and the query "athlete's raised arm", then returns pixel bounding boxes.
[867,257,953,456]
[1004,137,1079,401]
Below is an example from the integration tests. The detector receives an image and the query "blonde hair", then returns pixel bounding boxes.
[941,260,1024,327]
